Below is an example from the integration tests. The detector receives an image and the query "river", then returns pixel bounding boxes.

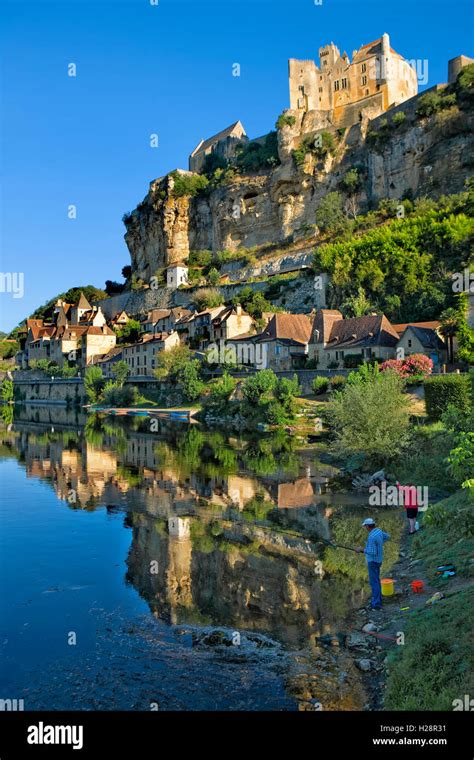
[0,405,401,711]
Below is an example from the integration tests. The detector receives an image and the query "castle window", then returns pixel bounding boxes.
[319,87,323,93]
[361,75,367,86]
[342,77,347,89]
[334,80,340,91]
[362,63,367,73]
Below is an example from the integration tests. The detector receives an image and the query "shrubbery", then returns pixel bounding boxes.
[328,365,411,465]
[312,376,329,395]
[234,132,280,173]
[424,374,472,420]
[192,288,224,311]
[314,193,474,322]
[380,354,433,379]
[169,171,209,197]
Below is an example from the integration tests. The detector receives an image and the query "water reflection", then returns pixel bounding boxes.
[0,405,402,710]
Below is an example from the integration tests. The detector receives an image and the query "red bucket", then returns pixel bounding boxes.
[411,580,424,593]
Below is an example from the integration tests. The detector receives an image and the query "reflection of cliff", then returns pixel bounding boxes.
[126,512,362,644]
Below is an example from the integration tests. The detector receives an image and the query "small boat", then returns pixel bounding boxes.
[128,410,149,417]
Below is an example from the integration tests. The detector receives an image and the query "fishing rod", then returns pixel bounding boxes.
[307,537,360,554]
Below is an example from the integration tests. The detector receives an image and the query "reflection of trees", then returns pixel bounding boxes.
[154,428,238,481]
[243,432,299,477]
[83,414,128,452]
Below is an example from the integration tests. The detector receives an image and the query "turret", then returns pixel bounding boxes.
[379,32,391,82]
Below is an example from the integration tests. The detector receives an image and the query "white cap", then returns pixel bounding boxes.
[362,518,375,526]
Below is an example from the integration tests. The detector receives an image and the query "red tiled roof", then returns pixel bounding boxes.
[392,321,441,335]
[258,313,313,345]
[85,325,115,336]
[310,310,343,344]
[326,314,399,349]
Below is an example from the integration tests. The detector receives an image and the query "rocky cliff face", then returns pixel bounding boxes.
[124,98,474,281]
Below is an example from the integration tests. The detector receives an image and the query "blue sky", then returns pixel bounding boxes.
[1,0,473,332]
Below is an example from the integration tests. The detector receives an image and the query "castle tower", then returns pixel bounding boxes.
[379,32,390,82]
[288,34,418,125]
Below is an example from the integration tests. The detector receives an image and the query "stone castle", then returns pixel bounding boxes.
[288,33,418,127]
[121,36,473,282]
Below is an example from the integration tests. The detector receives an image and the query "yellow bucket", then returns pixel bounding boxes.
[381,578,395,596]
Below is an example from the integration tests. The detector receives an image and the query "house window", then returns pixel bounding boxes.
[361,75,367,86]
[275,345,281,355]
[408,339,412,348]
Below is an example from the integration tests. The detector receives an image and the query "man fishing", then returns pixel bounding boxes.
[355,518,390,610]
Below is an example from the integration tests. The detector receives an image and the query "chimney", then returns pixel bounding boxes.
[235,304,242,316]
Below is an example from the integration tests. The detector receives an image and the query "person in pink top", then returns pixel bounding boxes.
[396,482,419,534]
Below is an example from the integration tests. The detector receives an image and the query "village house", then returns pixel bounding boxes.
[19,293,117,369]
[309,310,401,369]
[110,311,130,330]
[255,313,313,370]
[140,307,192,336]
[90,347,124,378]
[55,293,107,329]
[394,322,448,368]
[186,306,228,349]
[122,332,180,376]
[166,264,189,289]
[210,304,254,342]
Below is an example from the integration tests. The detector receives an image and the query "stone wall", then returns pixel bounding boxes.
[13,377,86,406]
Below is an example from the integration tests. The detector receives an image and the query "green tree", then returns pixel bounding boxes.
[315,192,348,235]
[115,319,141,344]
[154,345,193,380]
[329,368,411,465]
[180,360,205,401]
[341,286,374,318]
[0,378,14,402]
[207,267,220,286]
[242,370,277,405]
[84,366,105,403]
[440,307,462,364]
[112,360,130,387]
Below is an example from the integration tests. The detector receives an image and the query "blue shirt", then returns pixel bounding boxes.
[364,528,390,564]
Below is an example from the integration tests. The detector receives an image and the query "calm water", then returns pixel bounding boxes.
[0,405,400,711]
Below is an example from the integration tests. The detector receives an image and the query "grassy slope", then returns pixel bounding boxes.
[385,423,474,710]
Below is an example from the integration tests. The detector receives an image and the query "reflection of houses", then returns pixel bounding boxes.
[276,478,315,509]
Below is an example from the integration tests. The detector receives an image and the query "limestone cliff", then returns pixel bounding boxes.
[124,92,474,282]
